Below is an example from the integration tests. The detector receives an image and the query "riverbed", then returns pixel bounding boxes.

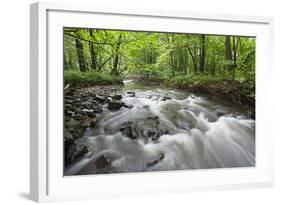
[64,80,255,175]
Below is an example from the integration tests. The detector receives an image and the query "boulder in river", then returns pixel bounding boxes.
[215,109,225,117]
[95,155,111,169]
[120,121,137,139]
[127,91,136,97]
[108,101,125,110]
[111,94,122,100]
[147,127,161,141]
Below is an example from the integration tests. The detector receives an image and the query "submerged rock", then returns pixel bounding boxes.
[147,153,165,167]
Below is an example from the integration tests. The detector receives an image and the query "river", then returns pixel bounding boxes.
[65,80,255,175]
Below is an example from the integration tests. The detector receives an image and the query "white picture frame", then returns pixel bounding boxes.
[30,1,274,202]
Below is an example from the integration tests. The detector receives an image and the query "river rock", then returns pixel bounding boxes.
[93,106,103,113]
[82,109,96,117]
[147,153,165,167]
[81,101,91,107]
[65,143,88,166]
[108,101,124,110]
[65,103,72,109]
[64,129,74,142]
[216,109,225,117]
[95,155,111,169]
[93,95,107,103]
[111,94,122,100]
[64,118,80,128]
[65,110,75,117]
[123,104,133,109]
[120,121,137,139]
[161,96,172,101]
[73,113,84,120]
[147,127,161,141]
[127,91,136,97]
[81,118,97,128]
[147,116,159,120]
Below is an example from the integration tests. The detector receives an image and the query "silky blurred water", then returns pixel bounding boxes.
[65,81,255,175]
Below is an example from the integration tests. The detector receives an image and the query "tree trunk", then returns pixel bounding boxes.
[64,50,68,69]
[89,29,97,70]
[225,36,232,71]
[199,35,206,73]
[187,46,197,73]
[111,34,122,75]
[232,37,238,78]
[75,38,86,72]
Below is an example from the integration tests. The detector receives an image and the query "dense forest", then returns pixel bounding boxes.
[64,28,255,108]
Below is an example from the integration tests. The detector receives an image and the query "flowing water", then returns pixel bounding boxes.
[65,80,255,175]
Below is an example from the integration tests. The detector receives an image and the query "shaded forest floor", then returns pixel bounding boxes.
[166,78,255,117]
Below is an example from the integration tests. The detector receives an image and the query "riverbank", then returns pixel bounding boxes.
[64,85,134,167]
[167,78,255,117]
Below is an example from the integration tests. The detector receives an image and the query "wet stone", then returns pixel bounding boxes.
[65,144,88,166]
[123,104,133,109]
[147,153,165,167]
[93,106,103,113]
[93,95,107,103]
[65,99,74,104]
[95,155,111,169]
[120,121,137,139]
[108,101,125,110]
[111,94,122,100]
[216,110,225,117]
[65,104,72,109]
[66,110,75,117]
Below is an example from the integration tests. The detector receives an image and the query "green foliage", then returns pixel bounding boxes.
[166,74,224,86]
[63,28,255,103]
[64,70,122,86]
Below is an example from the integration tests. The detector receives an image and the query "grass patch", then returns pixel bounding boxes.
[64,70,123,86]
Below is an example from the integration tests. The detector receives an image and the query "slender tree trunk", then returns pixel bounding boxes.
[75,38,86,72]
[225,36,232,71]
[112,34,122,75]
[187,46,197,73]
[199,35,206,73]
[232,37,238,78]
[64,50,68,69]
[89,29,97,70]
